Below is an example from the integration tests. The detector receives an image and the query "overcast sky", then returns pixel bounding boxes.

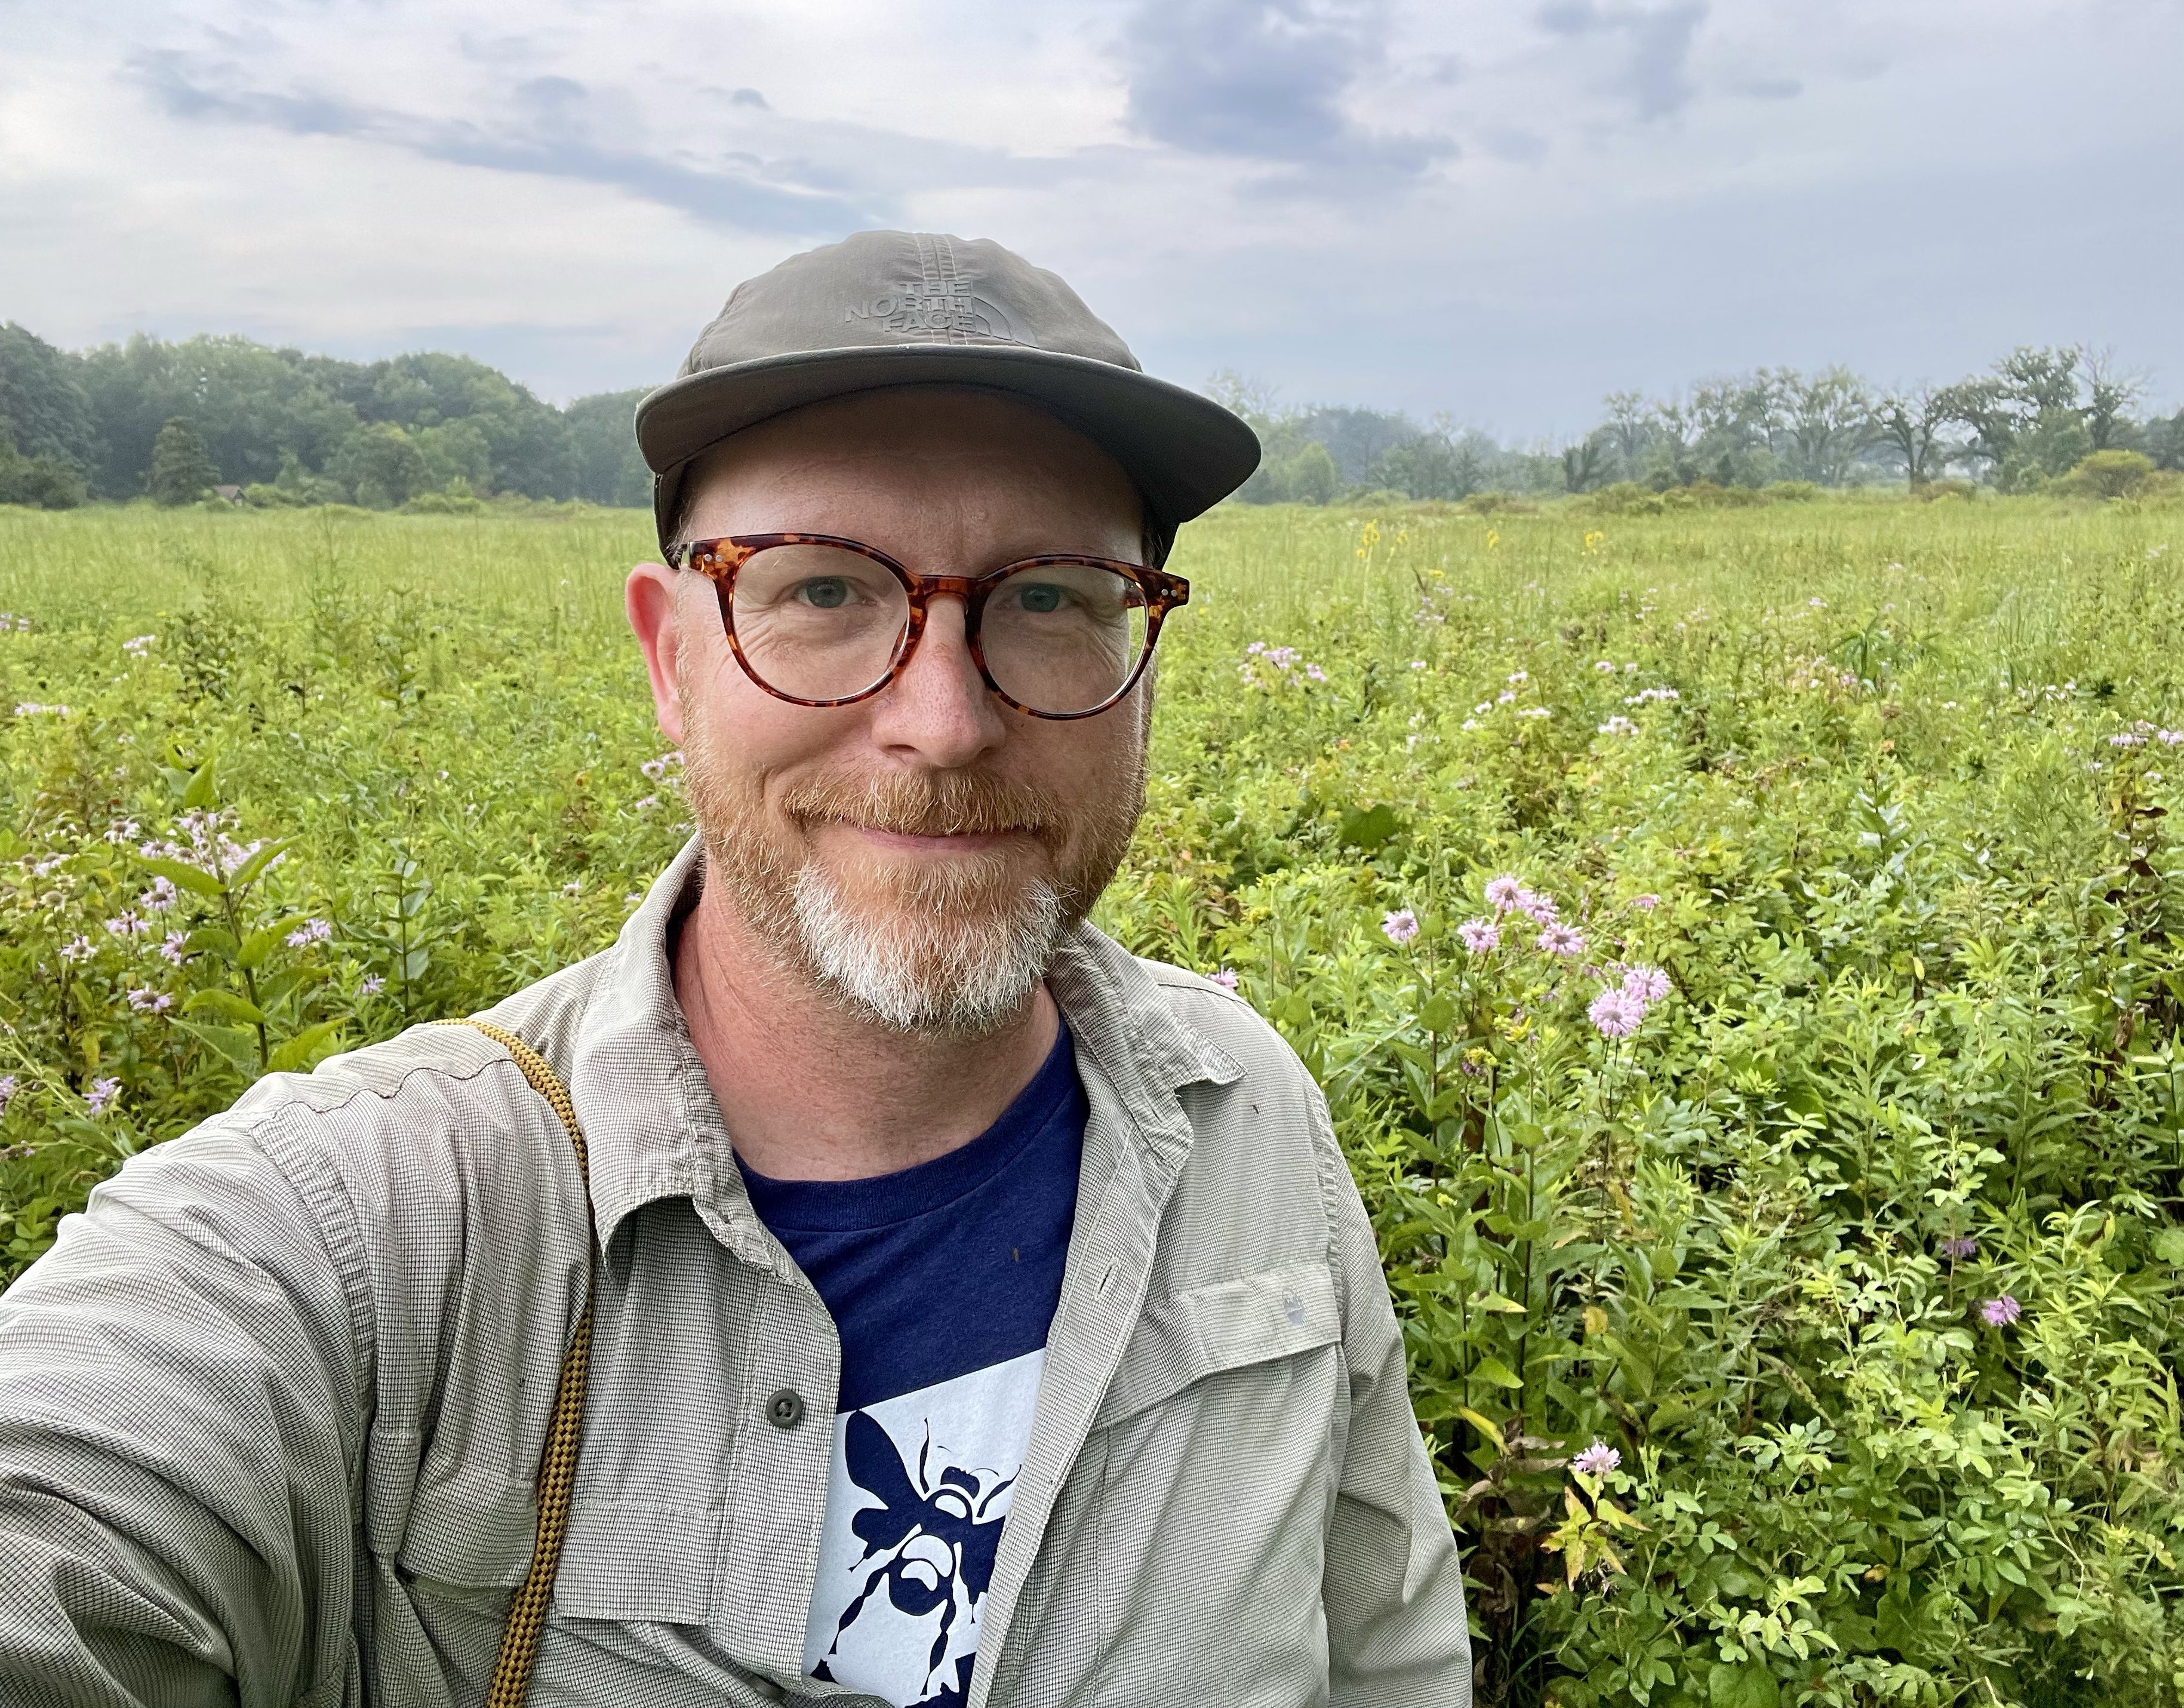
[3,0,2177,437]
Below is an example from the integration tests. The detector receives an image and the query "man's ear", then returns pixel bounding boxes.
[626,561,688,745]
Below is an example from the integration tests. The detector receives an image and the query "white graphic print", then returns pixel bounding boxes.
[803,1349,1044,1708]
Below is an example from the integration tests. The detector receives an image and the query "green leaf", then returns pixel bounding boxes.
[183,927,239,960]
[2154,1228,2184,1265]
[1468,1356,1524,1389]
[176,1021,260,1073]
[1708,1663,1780,1708]
[183,988,267,1026]
[180,755,218,811]
[267,1018,347,1076]
[239,917,306,971]
[402,946,432,981]
[1338,803,1405,852]
[138,855,223,898]
[227,839,293,892]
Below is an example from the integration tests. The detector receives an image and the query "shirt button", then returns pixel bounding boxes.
[765,1388,805,1430]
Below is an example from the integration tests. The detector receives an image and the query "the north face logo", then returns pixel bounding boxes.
[844,279,1019,342]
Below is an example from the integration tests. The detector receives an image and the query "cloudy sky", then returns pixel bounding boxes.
[2,0,2177,436]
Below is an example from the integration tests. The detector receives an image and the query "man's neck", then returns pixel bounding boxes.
[670,873,1062,1183]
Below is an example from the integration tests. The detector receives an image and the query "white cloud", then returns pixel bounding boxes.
[0,0,2177,423]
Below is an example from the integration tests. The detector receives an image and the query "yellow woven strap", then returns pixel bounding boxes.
[432,1018,595,1708]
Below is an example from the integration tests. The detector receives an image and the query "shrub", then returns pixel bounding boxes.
[2050,449,2158,501]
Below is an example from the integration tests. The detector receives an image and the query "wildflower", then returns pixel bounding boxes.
[140,838,183,862]
[1981,1295,2021,1326]
[104,911,149,938]
[561,880,582,897]
[14,702,71,717]
[1484,875,1526,913]
[1517,706,1550,720]
[1461,718,1481,732]
[1305,663,1326,683]
[1268,646,1299,670]
[125,988,173,1013]
[84,1077,121,1117]
[158,932,187,966]
[2159,729,2184,747]
[1539,923,1586,957]
[1507,671,1528,685]
[103,819,141,844]
[140,876,178,911]
[1457,918,1500,953]
[0,1075,16,1117]
[1496,689,1516,704]
[1937,1234,1979,1261]
[1382,909,1420,946]
[634,795,660,813]
[1409,660,1428,670]
[1597,715,1637,736]
[1595,660,1617,672]
[124,634,156,657]
[2110,733,2145,748]
[1808,597,1827,610]
[1588,987,1644,1037]
[59,935,93,964]
[360,974,386,996]
[285,918,333,948]
[1622,963,1670,1003]
[1245,640,1267,656]
[1571,1441,1621,1477]
[1210,969,1240,992]
[1515,889,1560,924]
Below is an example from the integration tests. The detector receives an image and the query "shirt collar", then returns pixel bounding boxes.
[559,834,1240,1264]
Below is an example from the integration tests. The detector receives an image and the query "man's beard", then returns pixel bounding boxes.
[679,685,1144,1039]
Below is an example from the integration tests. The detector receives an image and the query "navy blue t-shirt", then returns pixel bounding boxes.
[738,1022,1085,1708]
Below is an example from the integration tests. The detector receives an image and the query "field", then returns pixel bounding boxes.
[2,496,2182,1704]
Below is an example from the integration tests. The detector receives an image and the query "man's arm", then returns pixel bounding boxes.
[1315,1097,1476,1708]
[0,1122,365,1707]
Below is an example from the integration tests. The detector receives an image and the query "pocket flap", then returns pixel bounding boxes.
[1094,1260,1340,1429]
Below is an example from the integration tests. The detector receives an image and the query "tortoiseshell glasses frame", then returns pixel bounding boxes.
[663,532,1190,721]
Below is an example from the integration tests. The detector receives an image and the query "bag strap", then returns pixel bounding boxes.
[432,1017,595,1708]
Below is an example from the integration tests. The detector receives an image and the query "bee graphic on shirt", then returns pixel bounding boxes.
[813,1411,1016,1707]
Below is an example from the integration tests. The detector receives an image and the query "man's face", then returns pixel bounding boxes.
[626,387,1152,1037]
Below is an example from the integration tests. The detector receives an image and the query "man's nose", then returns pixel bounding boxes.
[866,594,1008,766]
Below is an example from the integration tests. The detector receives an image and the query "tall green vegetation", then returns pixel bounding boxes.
[1,499,2180,1703]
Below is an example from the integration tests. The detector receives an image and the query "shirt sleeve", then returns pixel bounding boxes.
[1312,1087,1476,1708]
[0,1122,365,1708]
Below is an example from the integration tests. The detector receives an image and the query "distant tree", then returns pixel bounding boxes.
[1371,430,1487,500]
[2048,448,2155,500]
[1873,386,1954,487]
[415,419,495,494]
[0,424,87,508]
[2079,348,2146,451]
[148,417,219,504]
[1268,442,1342,504]
[0,324,98,476]
[1602,391,1649,469]
[329,422,430,508]
[1781,367,1878,486]
[1561,431,1611,493]
[1293,407,1421,484]
[564,388,651,507]
[2144,408,2184,471]
[1941,346,2091,487]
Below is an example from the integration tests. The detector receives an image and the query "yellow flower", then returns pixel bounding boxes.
[1487,529,1502,550]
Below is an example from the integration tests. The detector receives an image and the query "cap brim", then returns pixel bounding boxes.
[635,343,1260,545]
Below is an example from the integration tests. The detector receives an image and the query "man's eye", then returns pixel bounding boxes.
[797,578,852,609]
[1013,583,1066,614]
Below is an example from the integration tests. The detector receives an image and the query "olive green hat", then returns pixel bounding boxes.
[634,231,1260,561]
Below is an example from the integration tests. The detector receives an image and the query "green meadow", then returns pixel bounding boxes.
[2,496,2181,1705]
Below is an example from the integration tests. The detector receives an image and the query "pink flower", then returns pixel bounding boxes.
[1981,1295,2021,1327]
[1937,1234,1978,1261]
[1210,969,1240,992]
[1589,988,1644,1037]
[1539,923,1586,957]
[1457,918,1500,953]
[1630,893,1661,912]
[158,932,188,966]
[1621,964,1669,1003]
[84,1077,120,1117]
[1515,889,1560,924]
[360,974,386,996]
[1382,908,1420,946]
[1484,875,1525,914]
[125,988,173,1013]
[1571,1441,1620,1477]
[285,918,332,948]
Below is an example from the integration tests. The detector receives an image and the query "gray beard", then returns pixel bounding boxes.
[784,857,1066,1038]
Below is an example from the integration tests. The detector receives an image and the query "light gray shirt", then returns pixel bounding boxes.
[0,837,1472,1706]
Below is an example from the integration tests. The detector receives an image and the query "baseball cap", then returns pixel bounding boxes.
[634,231,1262,562]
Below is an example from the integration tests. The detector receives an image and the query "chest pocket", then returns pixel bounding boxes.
[1093,1258,1342,1429]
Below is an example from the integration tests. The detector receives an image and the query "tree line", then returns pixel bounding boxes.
[1211,347,2184,505]
[0,322,650,512]
[3,318,2178,514]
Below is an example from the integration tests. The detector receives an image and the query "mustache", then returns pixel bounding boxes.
[777,771,1066,842]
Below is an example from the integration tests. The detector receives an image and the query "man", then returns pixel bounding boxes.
[0,232,1472,1707]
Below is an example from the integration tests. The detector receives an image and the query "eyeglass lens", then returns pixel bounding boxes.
[728,545,1151,715]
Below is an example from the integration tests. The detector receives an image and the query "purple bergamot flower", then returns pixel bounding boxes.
[1571,1441,1621,1477]
[1382,908,1420,946]
[1981,1295,2021,1327]
[1457,917,1500,953]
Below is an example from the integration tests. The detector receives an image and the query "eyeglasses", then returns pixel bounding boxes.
[665,533,1189,720]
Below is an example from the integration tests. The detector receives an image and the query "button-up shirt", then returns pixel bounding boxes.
[0,837,1472,1707]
